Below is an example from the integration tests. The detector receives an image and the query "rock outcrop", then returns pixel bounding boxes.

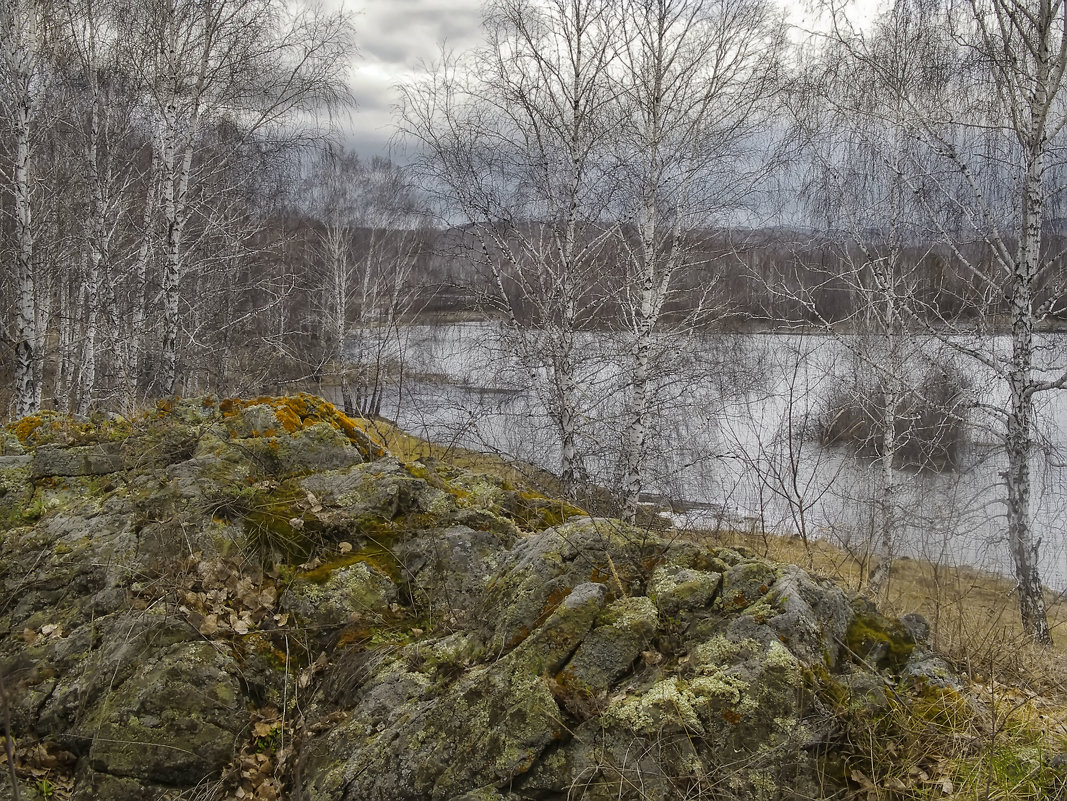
[0,396,972,800]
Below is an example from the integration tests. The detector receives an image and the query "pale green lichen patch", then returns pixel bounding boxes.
[561,596,657,690]
[720,560,777,611]
[648,564,722,615]
[283,559,397,630]
[601,678,708,733]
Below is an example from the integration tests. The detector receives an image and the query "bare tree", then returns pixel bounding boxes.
[132,0,353,394]
[610,0,783,522]
[819,0,1067,642]
[400,0,619,496]
[303,149,427,417]
[0,0,57,416]
[779,8,942,598]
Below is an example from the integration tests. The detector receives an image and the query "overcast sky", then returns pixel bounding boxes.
[343,0,884,160]
[344,0,486,159]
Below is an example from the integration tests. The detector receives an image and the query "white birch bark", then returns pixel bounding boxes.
[400,0,616,498]
[3,0,40,417]
[614,0,779,521]
[12,100,36,417]
[77,61,106,416]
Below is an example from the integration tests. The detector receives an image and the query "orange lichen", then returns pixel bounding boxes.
[13,414,43,444]
[219,394,386,458]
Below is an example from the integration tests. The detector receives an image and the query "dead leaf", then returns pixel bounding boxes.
[850,769,873,789]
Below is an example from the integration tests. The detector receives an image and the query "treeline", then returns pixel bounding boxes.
[421,226,1067,330]
[0,0,355,416]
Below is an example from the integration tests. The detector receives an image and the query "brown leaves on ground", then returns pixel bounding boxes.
[1,740,77,801]
[171,553,281,638]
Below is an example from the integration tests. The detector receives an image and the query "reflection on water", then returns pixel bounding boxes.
[341,322,1067,590]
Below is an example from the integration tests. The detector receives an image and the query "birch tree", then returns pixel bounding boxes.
[823,0,1067,641]
[304,150,426,417]
[57,0,149,414]
[611,0,783,523]
[0,0,56,416]
[134,0,352,394]
[778,6,936,597]
[401,0,619,495]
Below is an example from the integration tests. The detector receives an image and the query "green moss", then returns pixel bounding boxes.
[302,540,401,585]
[844,612,915,672]
[502,490,585,531]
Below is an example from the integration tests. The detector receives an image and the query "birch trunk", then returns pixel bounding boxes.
[620,213,658,523]
[12,100,36,417]
[1005,144,1050,644]
[126,142,159,410]
[867,266,900,597]
[77,89,106,416]
[555,333,583,494]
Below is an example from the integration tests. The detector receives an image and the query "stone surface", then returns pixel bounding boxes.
[0,395,973,801]
[31,444,124,477]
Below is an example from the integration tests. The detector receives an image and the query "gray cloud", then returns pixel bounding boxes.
[347,0,485,156]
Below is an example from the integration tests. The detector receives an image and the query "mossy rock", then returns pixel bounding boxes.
[283,559,398,632]
[844,605,915,672]
[648,564,722,615]
[218,394,386,461]
[80,641,245,785]
[561,596,657,690]
[496,489,586,531]
[0,427,25,455]
[720,560,776,611]
[0,394,975,801]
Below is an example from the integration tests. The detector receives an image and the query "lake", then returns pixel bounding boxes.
[346,322,1067,591]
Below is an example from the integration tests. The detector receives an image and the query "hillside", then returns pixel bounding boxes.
[0,396,1064,801]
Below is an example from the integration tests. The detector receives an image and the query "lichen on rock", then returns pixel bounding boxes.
[0,395,991,801]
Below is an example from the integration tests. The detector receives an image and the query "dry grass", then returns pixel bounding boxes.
[364,418,561,490]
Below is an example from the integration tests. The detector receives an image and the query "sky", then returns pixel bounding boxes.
[344,0,885,160]
[345,0,486,159]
